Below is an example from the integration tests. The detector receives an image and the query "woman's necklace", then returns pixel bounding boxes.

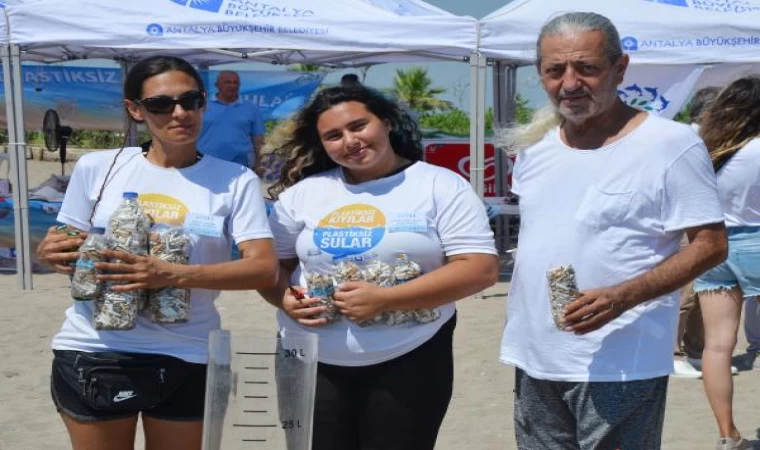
[141,141,203,166]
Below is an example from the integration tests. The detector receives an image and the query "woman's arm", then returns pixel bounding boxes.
[333,253,499,322]
[258,258,298,309]
[98,238,279,291]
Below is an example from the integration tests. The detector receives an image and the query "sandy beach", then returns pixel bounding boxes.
[0,159,758,450]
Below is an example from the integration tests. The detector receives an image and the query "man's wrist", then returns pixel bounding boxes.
[611,283,639,310]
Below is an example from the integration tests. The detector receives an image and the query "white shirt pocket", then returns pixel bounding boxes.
[574,186,634,230]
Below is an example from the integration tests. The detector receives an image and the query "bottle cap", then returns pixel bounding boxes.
[123,192,138,199]
[90,227,106,234]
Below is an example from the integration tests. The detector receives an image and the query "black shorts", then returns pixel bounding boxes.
[51,349,207,422]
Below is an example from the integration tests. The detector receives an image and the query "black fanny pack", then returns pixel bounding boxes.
[55,350,190,412]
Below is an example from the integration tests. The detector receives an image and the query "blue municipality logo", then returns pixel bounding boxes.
[643,0,760,12]
[644,0,689,6]
[171,0,223,13]
[146,23,164,37]
[618,84,671,112]
[621,36,639,51]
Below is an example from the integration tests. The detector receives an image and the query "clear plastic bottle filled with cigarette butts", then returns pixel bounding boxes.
[202,330,318,450]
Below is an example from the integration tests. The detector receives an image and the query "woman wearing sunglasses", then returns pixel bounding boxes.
[35,56,278,450]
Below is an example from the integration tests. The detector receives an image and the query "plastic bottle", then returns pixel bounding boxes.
[146,224,191,323]
[94,192,151,331]
[70,227,107,301]
[305,260,340,324]
[107,192,151,253]
[391,253,439,325]
[54,224,82,268]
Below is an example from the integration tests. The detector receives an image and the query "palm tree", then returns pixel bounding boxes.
[391,67,452,114]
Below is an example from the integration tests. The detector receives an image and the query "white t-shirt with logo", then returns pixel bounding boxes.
[501,115,724,382]
[269,162,497,366]
[53,147,273,364]
[716,138,760,227]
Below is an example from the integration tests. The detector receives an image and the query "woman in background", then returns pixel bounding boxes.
[696,76,760,450]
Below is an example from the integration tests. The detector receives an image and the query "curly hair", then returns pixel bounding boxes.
[700,76,760,172]
[267,85,423,199]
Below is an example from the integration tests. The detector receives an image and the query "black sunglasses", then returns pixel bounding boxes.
[134,90,206,114]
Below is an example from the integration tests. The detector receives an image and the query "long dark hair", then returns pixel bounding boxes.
[87,56,206,225]
[700,76,760,172]
[267,85,423,199]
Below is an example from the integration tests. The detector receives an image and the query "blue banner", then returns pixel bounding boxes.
[0,65,324,131]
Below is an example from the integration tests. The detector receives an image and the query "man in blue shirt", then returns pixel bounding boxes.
[198,70,265,169]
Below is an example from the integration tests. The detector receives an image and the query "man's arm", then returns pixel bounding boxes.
[563,222,727,334]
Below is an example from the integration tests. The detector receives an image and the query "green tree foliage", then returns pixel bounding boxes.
[391,67,452,113]
[673,102,691,124]
[419,109,470,136]
[418,94,533,137]
[515,93,533,125]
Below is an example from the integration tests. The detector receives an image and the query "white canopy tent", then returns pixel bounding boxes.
[9,0,478,65]
[481,0,760,65]
[2,0,486,289]
[479,0,760,252]
[481,0,760,127]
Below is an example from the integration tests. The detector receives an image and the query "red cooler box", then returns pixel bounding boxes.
[423,139,515,198]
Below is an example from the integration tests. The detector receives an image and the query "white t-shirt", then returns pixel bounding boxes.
[716,138,760,227]
[269,162,497,366]
[501,114,724,382]
[53,147,272,364]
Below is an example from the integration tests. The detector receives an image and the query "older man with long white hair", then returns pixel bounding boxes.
[499,12,729,450]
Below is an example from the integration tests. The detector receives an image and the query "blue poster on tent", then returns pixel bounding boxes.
[0,65,324,131]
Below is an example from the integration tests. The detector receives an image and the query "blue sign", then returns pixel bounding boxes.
[0,65,324,131]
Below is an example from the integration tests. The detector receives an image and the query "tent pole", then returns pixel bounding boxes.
[492,61,506,254]
[3,44,32,289]
[468,51,486,198]
[1,44,22,288]
[492,62,518,254]
[198,63,210,100]
[12,44,32,289]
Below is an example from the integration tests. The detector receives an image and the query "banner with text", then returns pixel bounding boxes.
[0,65,325,130]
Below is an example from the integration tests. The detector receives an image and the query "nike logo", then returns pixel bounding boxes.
[113,391,137,403]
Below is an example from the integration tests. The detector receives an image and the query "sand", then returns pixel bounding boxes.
[0,159,758,450]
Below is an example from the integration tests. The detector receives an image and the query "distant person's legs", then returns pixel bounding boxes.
[743,298,760,356]
[674,282,704,378]
[699,226,760,449]
[700,288,744,442]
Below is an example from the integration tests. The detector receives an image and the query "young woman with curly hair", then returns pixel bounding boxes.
[260,85,498,450]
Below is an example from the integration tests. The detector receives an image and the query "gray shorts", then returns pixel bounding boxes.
[513,368,668,450]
